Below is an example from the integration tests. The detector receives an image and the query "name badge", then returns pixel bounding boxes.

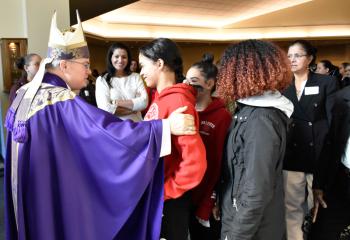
[304,86,319,95]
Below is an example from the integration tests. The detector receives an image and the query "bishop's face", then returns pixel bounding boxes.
[64,58,91,90]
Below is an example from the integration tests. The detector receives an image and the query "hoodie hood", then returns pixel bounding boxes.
[157,83,197,103]
[237,91,294,118]
[201,97,226,115]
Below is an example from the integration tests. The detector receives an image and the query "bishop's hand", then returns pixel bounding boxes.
[168,106,196,135]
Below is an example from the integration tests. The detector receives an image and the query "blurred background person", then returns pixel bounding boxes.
[9,53,41,104]
[316,60,335,75]
[186,53,232,240]
[340,63,350,89]
[283,40,337,240]
[130,59,140,73]
[218,39,293,240]
[345,64,350,78]
[310,79,350,240]
[339,62,349,79]
[79,74,97,107]
[96,42,147,121]
[316,60,341,87]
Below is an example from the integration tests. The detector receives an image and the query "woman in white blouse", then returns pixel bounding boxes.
[96,43,148,122]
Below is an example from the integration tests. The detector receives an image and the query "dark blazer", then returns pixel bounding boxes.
[283,72,337,173]
[314,86,350,191]
[221,105,288,240]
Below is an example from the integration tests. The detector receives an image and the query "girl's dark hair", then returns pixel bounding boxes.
[105,42,132,87]
[191,53,218,82]
[139,38,184,83]
[289,39,317,67]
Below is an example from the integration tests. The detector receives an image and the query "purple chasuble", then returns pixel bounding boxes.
[4,73,164,240]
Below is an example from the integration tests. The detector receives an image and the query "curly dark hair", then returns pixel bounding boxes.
[217,40,292,102]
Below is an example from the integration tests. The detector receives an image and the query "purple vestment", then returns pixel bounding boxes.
[4,73,164,240]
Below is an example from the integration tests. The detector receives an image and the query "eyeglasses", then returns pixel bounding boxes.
[287,54,308,60]
[68,60,90,70]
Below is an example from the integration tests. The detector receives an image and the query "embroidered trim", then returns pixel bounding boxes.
[27,83,76,119]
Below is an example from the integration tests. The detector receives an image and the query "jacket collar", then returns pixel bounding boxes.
[237,91,294,118]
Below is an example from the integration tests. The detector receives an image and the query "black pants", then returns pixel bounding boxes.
[189,213,221,240]
[160,191,191,240]
[308,167,350,240]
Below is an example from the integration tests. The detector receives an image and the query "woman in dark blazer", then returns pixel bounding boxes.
[282,40,338,240]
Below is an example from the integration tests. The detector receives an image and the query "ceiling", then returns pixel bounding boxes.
[80,0,350,41]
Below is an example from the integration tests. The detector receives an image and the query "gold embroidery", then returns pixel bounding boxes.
[27,83,76,118]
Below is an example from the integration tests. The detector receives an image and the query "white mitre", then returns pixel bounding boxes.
[47,10,89,60]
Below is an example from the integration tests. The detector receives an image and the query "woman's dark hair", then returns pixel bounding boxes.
[319,60,334,73]
[15,53,40,78]
[191,53,218,82]
[105,42,132,87]
[217,39,292,102]
[191,53,218,93]
[15,53,39,70]
[139,38,184,83]
[341,62,350,69]
[289,39,317,67]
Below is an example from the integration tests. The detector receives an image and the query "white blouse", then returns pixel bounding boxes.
[95,72,148,122]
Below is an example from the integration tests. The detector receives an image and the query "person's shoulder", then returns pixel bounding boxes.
[166,91,193,109]
[311,72,335,84]
[157,92,195,116]
[335,86,350,101]
[219,108,232,121]
[129,72,141,80]
[96,74,108,85]
[41,84,75,100]
[28,85,76,118]
[245,106,285,125]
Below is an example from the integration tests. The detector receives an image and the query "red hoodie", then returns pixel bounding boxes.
[192,97,232,220]
[144,83,207,200]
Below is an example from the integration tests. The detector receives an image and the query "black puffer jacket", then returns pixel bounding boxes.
[221,104,288,240]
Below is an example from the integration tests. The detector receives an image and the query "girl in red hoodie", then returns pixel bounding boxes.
[186,54,232,240]
[139,38,207,240]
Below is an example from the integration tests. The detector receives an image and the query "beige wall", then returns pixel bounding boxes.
[0,0,70,129]
[179,44,227,72]
[26,0,70,57]
[88,42,108,74]
[87,39,350,74]
[0,0,26,122]
[313,43,350,66]
[0,0,26,38]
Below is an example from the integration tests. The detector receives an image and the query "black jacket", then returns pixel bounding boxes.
[314,86,350,191]
[283,72,337,173]
[221,104,288,240]
[79,79,97,107]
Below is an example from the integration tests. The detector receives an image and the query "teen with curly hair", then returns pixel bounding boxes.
[218,39,293,240]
